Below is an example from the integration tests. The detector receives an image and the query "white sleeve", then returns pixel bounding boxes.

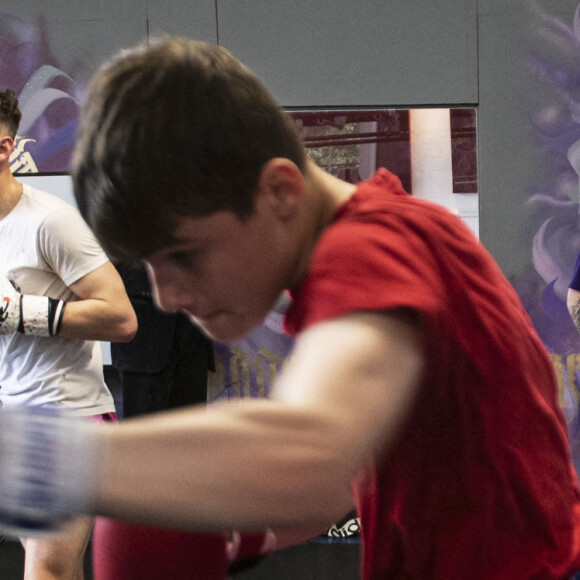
[37,206,110,288]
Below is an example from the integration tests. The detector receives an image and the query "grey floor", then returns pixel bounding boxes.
[0,537,359,579]
[232,541,360,580]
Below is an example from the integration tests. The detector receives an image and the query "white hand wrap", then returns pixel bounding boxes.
[0,407,95,537]
[0,274,65,337]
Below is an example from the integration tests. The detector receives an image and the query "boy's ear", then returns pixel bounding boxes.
[256,158,304,220]
[0,135,14,163]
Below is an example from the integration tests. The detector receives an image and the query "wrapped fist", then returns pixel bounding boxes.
[0,274,65,337]
[0,406,94,537]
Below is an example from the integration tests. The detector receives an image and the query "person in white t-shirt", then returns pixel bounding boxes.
[0,88,137,580]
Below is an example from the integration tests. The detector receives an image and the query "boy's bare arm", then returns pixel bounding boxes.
[567,287,580,334]
[58,261,137,342]
[90,309,425,532]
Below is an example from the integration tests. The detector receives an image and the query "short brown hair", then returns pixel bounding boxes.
[0,88,22,139]
[72,37,306,263]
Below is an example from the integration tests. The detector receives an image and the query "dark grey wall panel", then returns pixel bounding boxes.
[0,0,141,21]
[0,0,147,84]
[217,0,478,107]
[46,20,147,83]
[477,1,533,277]
[148,0,218,43]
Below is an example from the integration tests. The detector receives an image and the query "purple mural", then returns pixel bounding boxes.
[525,2,580,469]
[0,13,85,174]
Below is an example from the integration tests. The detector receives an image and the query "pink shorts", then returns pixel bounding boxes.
[85,412,118,423]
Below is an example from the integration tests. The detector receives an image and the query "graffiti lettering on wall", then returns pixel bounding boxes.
[208,347,291,401]
[552,354,580,413]
[208,295,294,401]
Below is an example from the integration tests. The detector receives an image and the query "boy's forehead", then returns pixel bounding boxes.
[167,214,210,241]
[144,214,215,257]
[171,209,247,237]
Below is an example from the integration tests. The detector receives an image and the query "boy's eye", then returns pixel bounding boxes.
[169,250,197,267]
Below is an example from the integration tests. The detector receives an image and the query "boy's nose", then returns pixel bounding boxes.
[146,265,195,315]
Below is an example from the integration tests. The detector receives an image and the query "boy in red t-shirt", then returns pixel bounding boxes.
[1,37,580,579]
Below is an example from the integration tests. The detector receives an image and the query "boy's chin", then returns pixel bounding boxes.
[189,312,262,343]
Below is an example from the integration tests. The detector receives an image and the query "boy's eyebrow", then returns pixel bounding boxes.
[166,234,204,247]
[149,236,203,257]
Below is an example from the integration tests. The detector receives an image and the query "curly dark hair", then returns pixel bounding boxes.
[0,89,21,138]
[72,37,306,263]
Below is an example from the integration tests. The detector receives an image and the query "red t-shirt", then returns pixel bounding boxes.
[285,169,580,579]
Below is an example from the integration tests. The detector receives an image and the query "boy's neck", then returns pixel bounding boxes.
[304,160,357,229]
[287,161,357,290]
[0,168,23,219]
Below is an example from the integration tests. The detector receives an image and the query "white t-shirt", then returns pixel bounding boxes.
[0,184,115,416]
